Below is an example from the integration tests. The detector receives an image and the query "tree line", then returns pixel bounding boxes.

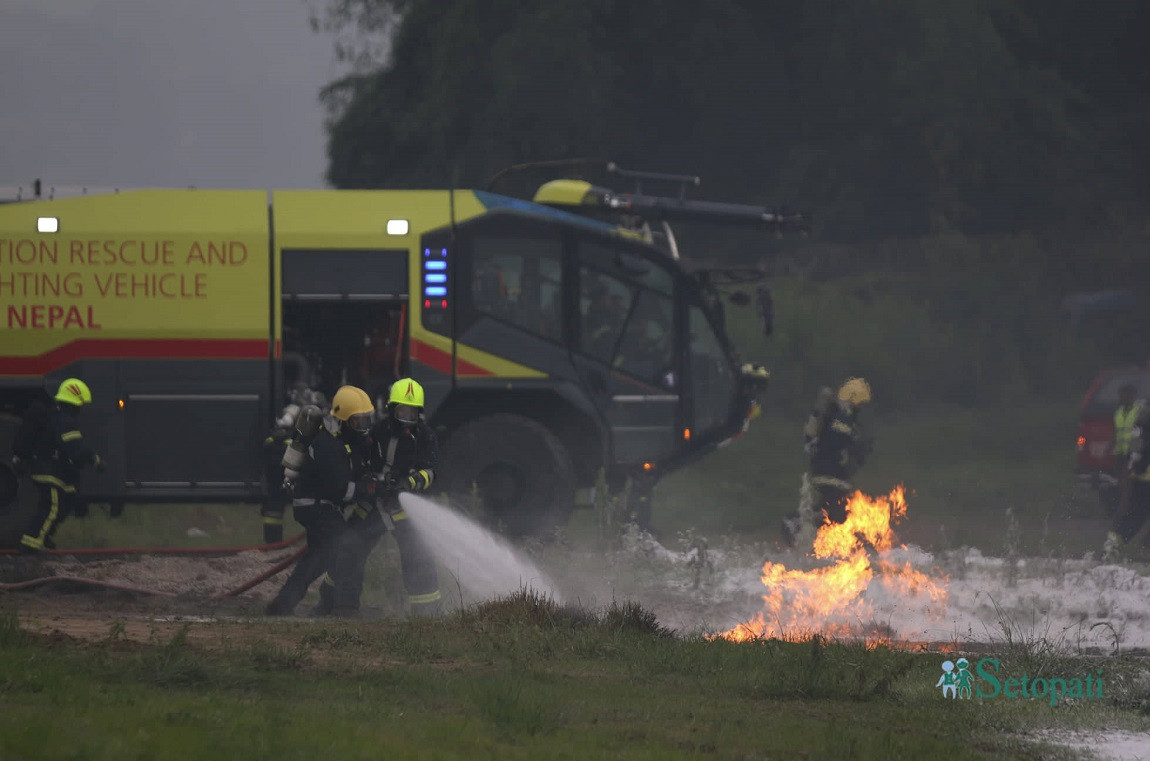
[311,0,1150,248]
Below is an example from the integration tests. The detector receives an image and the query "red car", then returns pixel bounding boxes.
[1077,363,1150,510]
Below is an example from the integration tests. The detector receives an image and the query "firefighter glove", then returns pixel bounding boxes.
[380,474,411,493]
[354,477,379,500]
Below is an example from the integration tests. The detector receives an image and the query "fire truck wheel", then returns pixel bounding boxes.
[0,413,38,549]
[440,414,575,537]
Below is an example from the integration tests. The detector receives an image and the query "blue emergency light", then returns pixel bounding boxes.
[422,246,449,309]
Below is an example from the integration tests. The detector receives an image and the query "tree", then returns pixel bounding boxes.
[314,0,1147,241]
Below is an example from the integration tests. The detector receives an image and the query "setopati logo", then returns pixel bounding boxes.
[936,658,1104,706]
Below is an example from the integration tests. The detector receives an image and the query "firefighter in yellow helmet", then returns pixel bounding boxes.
[265,384,377,615]
[14,379,105,552]
[316,377,442,617]
[782,377,874,547]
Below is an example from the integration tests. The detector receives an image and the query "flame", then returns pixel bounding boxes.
[718,485,948,645]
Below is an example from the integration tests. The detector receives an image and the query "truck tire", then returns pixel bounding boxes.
[439,414,576,537]
[0,413,38,549]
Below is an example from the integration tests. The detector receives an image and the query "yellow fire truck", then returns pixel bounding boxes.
[0,166,802,543]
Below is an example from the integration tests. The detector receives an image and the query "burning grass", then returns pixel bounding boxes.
[718,486,950,645]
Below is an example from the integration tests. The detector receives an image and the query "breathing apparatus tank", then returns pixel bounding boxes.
[275,403,300,430]
[803,386,836,442]
[281,404,325,483]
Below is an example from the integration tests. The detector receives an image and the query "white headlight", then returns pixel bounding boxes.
[37,216,59,233]
[386,219,409,235]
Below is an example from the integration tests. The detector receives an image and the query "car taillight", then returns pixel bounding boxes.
[1077,435,1086,451]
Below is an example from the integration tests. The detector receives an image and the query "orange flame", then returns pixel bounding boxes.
[718,485,947,644]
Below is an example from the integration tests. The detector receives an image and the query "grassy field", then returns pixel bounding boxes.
[54,501,272,550]
[4,590,1150,761]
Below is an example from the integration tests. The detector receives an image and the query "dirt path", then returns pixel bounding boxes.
[10,591,263,644]
[2,550,296,646]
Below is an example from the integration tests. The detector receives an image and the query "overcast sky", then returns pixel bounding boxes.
[1,0,346,192]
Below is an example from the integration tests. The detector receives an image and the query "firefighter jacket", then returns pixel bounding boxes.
[292,425,373,508]
[1114,402,1144,457]
[28,403,100,490]
[370,419,438,500]
[808,402,869,491]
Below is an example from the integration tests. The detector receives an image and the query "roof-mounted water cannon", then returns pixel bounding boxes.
[489,159,810,237]
[531,162,809,231]
[525,162,809,261]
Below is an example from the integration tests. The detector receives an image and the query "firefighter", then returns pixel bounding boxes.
[1105,405,1150,561]
[316,377,441,617]
[264,385,377,616]
[17,378,105,553]
[1110,384,1144,515]
[259,386,328,544]
[782,377,873,547]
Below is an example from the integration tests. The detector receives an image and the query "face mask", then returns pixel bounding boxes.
[345,412,373,435]
[393,404,418,425]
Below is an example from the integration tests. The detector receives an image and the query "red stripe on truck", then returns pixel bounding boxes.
[0,338,271,376]
[409,338,492,377]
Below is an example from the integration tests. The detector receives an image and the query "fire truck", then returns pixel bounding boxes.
[0,165,804,544]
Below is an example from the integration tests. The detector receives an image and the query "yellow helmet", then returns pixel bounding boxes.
[331,385,374,434]
[838,377,872,406]
[388,378,425,409]
[55,378,92,406]
[388,378,425,426]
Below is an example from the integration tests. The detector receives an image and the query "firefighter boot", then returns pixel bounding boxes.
[408,593,442,617]
[265,592,298,617]
[261,506,285,544]
[309,578,336,617]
